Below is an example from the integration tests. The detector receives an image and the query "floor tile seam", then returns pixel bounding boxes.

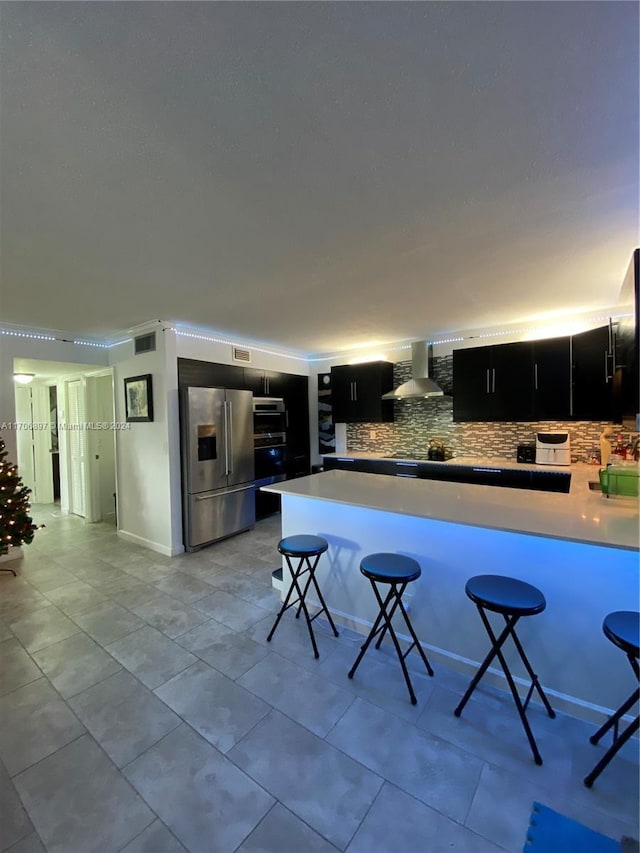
[26,624,124,667]
[0,823,38,853]
[120,720,279,833]
[324,711,487,820]
[66,613,146,648]
[563,787,640,831]
[8,728,88,782]
[112,818,176,853]
[0,766,44,853]
[414,711,603,796]
[0,668,46,701]
[132,650,199,693]
[14,728,163,843]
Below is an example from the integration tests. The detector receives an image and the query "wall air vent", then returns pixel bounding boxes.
[134,332,156,355]
[232,346,251,364]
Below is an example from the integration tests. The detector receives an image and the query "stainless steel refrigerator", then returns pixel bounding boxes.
[180,386,255,551]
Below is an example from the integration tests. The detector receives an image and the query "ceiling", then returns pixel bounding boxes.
[1,2,638,356]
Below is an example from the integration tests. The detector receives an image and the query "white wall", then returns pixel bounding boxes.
[176,333,308,377]
[109,324,181,556]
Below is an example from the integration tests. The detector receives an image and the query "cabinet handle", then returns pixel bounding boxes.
[353,381,358,402]
[604,350,609,383]
[486,369,490,394]
[534,363,538,390]
[492,368,496,394]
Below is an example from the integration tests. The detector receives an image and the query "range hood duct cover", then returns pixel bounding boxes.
[381,342,444,400]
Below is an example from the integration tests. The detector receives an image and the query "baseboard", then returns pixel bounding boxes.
[117,529,184,557]
[311,602,636,730]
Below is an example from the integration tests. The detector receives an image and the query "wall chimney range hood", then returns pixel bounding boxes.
[381,342,444,400]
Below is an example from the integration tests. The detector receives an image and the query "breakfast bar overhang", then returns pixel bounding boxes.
[263,469,639,720]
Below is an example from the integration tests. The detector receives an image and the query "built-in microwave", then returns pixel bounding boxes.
[253,397,287,449]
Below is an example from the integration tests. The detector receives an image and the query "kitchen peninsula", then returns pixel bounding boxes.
[263,469,639,720]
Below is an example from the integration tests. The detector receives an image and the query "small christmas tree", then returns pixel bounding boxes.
[0,435,41,576]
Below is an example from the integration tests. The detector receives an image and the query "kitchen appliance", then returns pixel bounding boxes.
[536,432,571,466]
[517,443,536,463]
[253,397,287,448]
[381,341,444,400]
[253,397,288,519]
[180,386,255,551]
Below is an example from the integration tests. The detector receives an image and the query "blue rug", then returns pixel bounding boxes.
[524,802,619,853]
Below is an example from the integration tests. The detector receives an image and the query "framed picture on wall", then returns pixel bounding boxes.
[124,374,153,422]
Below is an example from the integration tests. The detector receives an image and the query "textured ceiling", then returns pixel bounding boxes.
[0,2,638,355]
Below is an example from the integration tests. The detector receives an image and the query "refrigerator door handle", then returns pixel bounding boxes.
[195,483,254,501]
[223,401,230,475]
[227,400,234,474]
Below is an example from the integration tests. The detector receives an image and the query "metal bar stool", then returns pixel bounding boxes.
[584,610,639,788]
[266,534,339,659]
[454,574,555,765]
[348,553,434,705]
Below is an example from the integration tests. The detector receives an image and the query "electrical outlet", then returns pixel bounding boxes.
[369,429,377,440]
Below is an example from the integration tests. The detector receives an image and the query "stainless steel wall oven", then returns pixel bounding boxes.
[253,397,287,449]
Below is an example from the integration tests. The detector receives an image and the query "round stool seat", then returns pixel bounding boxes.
[603,611,640,658]
[465,575,546,616]
[360,553,421,584]
[278,534,328,557]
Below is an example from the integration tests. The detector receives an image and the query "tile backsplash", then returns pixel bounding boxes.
[346,356,613,462]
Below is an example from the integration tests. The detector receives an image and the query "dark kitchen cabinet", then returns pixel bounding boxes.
[322,455,571,493]
[243,368,290,398]
[571,325,613,420]
[331,361,394,423]
[453,343,533,422]
[283,373,311,477]
[453,336,573,422]
[532,337,571,420]
[177,358,245,389]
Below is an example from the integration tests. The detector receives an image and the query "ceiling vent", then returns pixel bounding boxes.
[134,332,156,355]
[232,346,251,363]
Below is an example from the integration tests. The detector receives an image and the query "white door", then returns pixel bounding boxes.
[84,372,117,523]
[67,380,86,517]
[14,385,36,494]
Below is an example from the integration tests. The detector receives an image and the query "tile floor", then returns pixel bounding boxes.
[0,506,638,853]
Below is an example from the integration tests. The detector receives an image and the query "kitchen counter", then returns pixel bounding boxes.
[263,470,639,717]
[269,468,638,550]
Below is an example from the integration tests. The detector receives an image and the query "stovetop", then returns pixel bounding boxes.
[390,452,431,461]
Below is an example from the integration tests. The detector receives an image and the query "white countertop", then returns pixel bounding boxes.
[263,469,639,551]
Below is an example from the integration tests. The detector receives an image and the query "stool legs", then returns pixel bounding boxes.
[454,608,555,765]
[584,655,639,788]
[349,579,433,705]
[267,551,339,659]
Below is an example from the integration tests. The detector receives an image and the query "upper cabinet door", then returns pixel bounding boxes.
[331,362,394,423]
[571,325,613,420]
[452,346,493,422]
[177,358,245,389]
[243,368,288,397]
[532,337,571,420]
[491,342,534,421]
